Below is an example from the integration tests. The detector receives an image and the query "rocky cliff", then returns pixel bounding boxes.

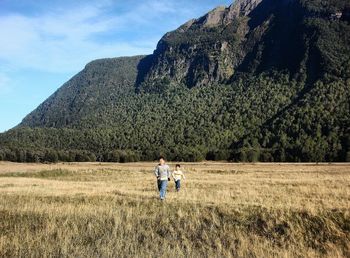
[136,0,307,90]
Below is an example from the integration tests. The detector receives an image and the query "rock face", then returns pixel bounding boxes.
[136,0,304,90]
[196,0,262,27]
[226,0,263,20]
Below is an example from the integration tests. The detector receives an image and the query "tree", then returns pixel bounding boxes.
[44,150,58,163]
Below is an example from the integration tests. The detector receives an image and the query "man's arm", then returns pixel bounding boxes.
[167,165,171,179]
[154,166,159,178]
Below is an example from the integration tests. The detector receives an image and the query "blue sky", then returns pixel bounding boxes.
[0,0,233,132]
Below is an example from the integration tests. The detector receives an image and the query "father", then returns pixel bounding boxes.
[154,156,171,200]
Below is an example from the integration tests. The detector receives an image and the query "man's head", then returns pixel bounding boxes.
[175,164,180,170]
[159,156,166,165]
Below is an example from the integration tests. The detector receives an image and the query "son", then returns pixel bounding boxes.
[172,164,185,192]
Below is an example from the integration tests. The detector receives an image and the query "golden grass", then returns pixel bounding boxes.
[0,162,349,257]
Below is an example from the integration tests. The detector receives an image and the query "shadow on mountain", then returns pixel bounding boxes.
[135,55,155,93]
[236,0,307,77]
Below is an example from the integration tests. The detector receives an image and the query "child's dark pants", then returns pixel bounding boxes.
[175,180,181,191]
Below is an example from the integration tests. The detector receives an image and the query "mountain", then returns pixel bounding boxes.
[0,0,349,163]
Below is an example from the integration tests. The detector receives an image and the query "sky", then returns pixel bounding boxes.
[0,0,233,133]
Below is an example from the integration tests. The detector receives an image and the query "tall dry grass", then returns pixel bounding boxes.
[0,162,349,257]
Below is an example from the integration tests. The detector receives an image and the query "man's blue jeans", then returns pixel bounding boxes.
[158,180,168,200]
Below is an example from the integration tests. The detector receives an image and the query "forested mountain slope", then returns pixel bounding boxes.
[0,0,349,162]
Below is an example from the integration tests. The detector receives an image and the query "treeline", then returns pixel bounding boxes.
[0,147,209,163]
[1,140,349,164]
[0,148,140,163]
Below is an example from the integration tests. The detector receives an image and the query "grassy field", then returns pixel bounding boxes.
[0,162,349,257]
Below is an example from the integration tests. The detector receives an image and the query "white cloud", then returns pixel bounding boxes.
[0,1,168,74]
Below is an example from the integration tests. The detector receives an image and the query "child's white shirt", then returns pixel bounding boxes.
[172,170,185,181]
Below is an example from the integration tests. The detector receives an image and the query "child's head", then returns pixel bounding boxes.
[159,156,166,165]
[175,164,181,170]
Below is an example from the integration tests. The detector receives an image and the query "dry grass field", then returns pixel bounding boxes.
[0,161,349,257]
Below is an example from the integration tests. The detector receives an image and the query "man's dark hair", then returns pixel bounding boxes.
[159,156,165,160]
[175,164,181,168]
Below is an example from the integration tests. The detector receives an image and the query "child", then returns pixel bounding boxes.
[172,164,185,192]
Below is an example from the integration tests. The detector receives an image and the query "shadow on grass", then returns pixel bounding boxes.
[0,169,125,181]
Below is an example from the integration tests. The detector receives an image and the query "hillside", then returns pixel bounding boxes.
[20,56,144,128]
[0,0,349,162]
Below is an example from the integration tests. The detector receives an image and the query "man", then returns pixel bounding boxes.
[154,156,171,200]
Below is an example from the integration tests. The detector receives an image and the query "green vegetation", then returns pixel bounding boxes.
[0,169,117,181]
[0,0,349,162]
[0,169,75,179]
